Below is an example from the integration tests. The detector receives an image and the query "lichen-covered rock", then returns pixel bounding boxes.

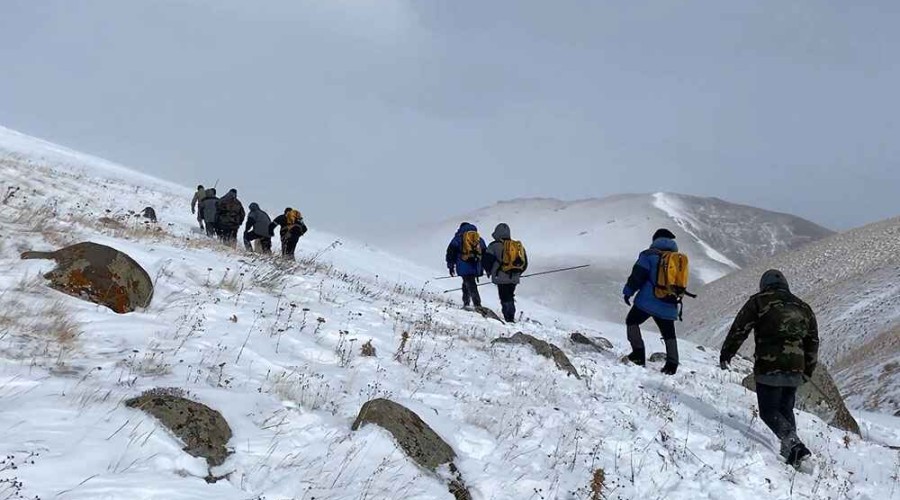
[474,305,504,323]
[493,332,580,378]
[648,352,667,363]
[741,366,860,435]
[352,399,471,499]
[125,389,233,466]
[21,242,153,313]
[570,332,613,352]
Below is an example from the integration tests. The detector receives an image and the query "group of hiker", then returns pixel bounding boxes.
[445,222,528,323]
[190,184,308,259]
[445,223,818,467]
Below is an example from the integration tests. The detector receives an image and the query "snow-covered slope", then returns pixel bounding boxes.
[393,194,832,322]
[0,128,897,499]
[683,217,900,416]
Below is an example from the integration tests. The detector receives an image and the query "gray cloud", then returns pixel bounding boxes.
[1,0,897,235]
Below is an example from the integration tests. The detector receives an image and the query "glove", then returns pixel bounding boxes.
[191,208,195,214]
[719,358,730,370]
[623,295,631,306]
[449,268,456,277]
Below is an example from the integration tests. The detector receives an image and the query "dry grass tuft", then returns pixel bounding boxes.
[360,340,376,357]
[590,468,606,500]
[393,331,409,361]
[0,298,83,366]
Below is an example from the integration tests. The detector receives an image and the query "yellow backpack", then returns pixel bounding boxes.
[460,231,482,263]
[286,209,302,226]
[501,240,527,273]
[654,251,692,301]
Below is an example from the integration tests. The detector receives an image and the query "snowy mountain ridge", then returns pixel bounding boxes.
[0,126,897,499]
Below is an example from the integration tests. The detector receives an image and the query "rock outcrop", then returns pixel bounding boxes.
[493,332,580,378]
[352,399,470,499]
[570,332,613,352]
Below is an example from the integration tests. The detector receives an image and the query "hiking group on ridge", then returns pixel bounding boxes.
[190,184,308,260]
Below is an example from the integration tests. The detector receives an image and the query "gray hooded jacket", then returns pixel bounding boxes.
[484,223,525,285]
[245,203,273,237]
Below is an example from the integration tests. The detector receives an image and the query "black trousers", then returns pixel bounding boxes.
[461,276,481,307]
[281,233,300,259]
[244,233,272,254]
[626,306,679,364]
[756,383,798,441]
[205,222,217,237]
[625,307,676,340]
[497,283,517,321]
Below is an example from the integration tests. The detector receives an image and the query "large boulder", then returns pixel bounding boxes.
[352,399,470,500]
[125,389,233,467]
[21,242,153,313]
[493,332,580,379]
[741,366,861,435]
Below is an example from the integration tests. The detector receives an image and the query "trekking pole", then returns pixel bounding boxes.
[441,264,590,293]
[432,275,456,280]
[519,264,590,280]
[213,178,220,189]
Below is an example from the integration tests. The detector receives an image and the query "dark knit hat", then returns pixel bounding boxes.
[652,228,676,241]
[759,269,790,292]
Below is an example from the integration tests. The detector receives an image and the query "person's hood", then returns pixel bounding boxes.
[220,191,236,201]
[759,269,790,292]
[650,237,678,252]
[492,223,511,241]
[249,203,260,211]
[456,222,478,235]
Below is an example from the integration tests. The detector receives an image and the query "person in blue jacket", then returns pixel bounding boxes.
[446,222,487,308]
[622,228,681,375]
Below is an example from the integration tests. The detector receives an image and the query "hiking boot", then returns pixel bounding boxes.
[786,442,811,466]
[660,361,679,375]
[780,435,801,460]
[626,349,646,366]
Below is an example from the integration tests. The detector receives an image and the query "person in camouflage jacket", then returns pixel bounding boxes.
[215,188,246,246]
[719,269,819,466]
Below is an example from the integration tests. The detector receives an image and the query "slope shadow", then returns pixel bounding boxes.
[643,380,777,453]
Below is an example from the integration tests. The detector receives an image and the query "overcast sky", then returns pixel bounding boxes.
[1,1,898,235]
